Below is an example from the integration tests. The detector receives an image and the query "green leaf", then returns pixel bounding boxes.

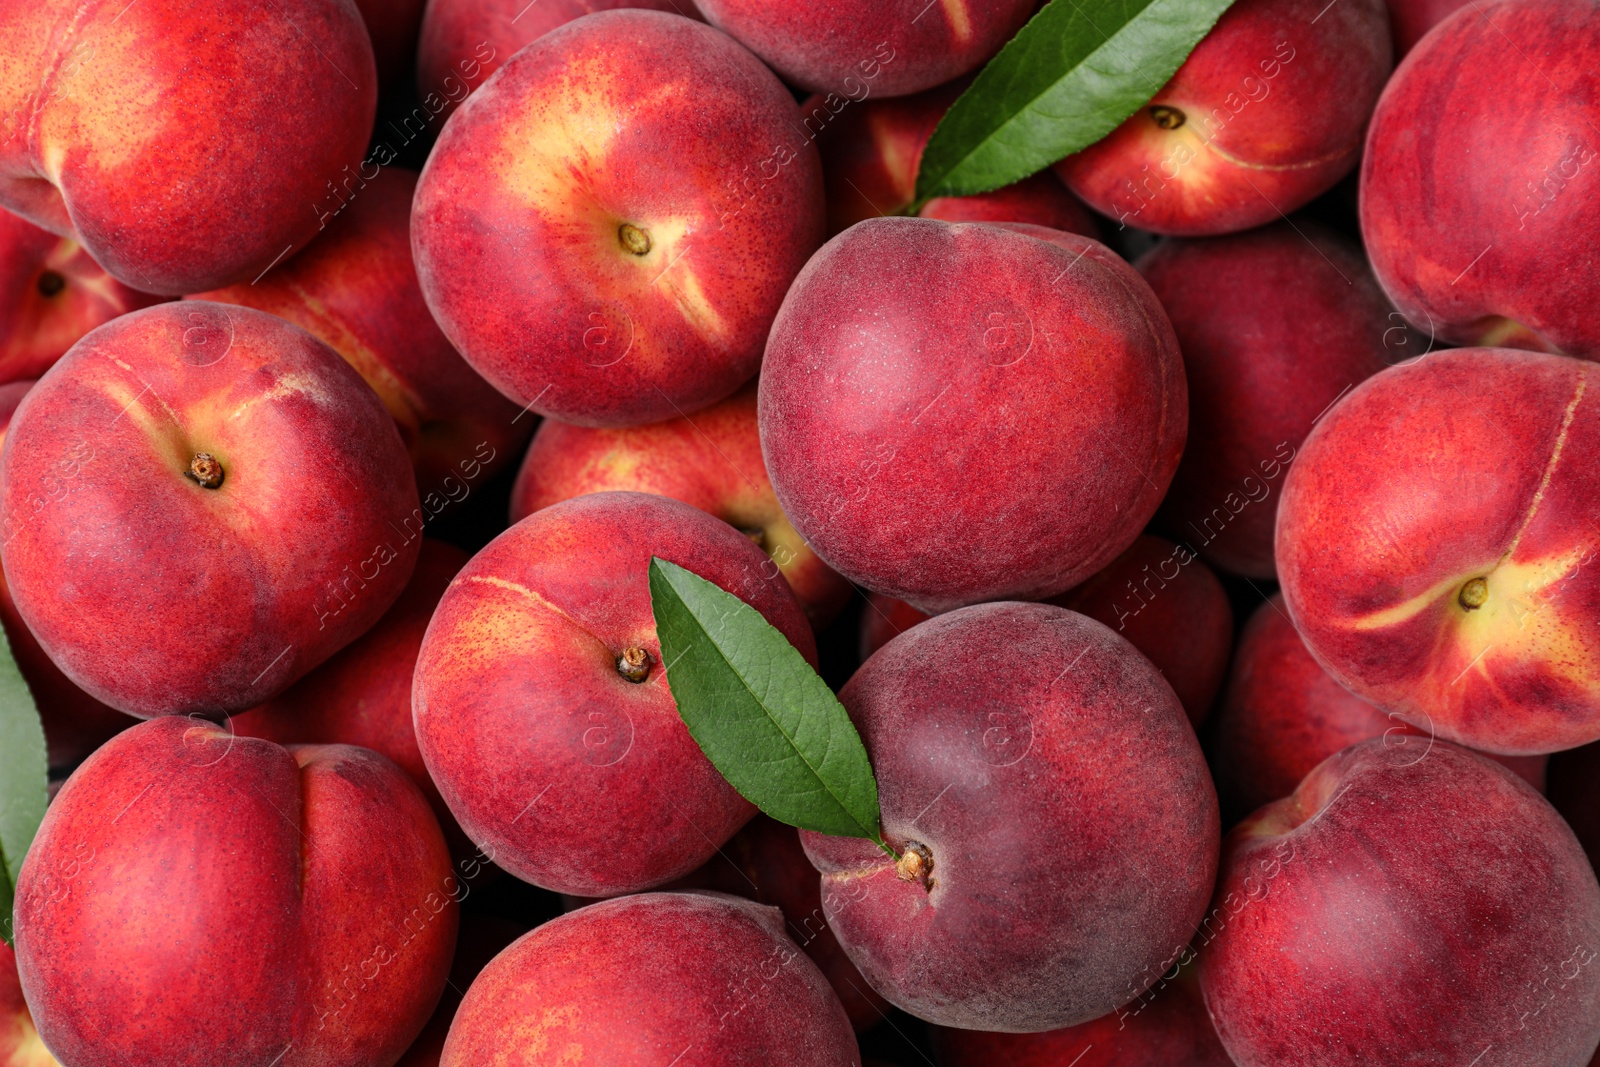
[648,557,887,849]
[0,627,47,946]
[914,0,1238,204]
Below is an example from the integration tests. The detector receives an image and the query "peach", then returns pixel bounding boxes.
[1214,594,1547,820]
[413,491,815,896]
[15,716,458,1067]
[394,915,527,1067]
[191,169,528,507]
[807,82,1099,237]
[0,0,376,294]
[1199,739,1600,1065]
[412,10,824,426]
[0,209,162,384]
[1055,0,1390,235]
[860,534,1232,727]
[1140,220,1396,577]
[231,539,471,850]
[1275,348,1600,755]
[759,217,1186,613]
[442,892,859,1064]
[1360,0,1600,358]
[802,602,1218,1031]
[0,301,421,717]
[693,0,1034,97]
[0,942,54,1067]
[416,0,693,122]
[509,383,852,626]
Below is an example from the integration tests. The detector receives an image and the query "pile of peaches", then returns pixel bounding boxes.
[1,0,1598,1063]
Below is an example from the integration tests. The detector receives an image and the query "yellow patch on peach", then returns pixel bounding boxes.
[866,111,921,204]
[941,0,975,45]
[1450,548,1600,692]
[495,1003,583,1065]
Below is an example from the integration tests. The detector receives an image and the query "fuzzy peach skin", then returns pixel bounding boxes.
[1141,220,1396,577]
[15,716,458,1067]
[1275,348,1600,755]
[932,963,1232,1067]
[0,301,421,717]
[192,169,528,505]
[0,942,55,1067]
[1055,0,1390,235]
[0,380,130,768]
[412,10,824,427]
[416,0,694,122]
[1213,594,1547,820]
[442,893,859,1065]
[510,383,852,626]
[0,209,162,384]
[860,534,1232,727]
[1361,0,1600,358]
[413,491,815,896]
[0,0,375,294]
[1199,739,1600,1066]
[693,0,1033,97]
[231,539,473,855]
[805,83,1099,237]
[803,602,1219,1032]
[760,217,1186,613]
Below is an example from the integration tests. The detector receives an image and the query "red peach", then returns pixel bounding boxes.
[803,602,1219,1031]
[1139,220,1396,577]
[0,209,162,385]
[441,892,859,1064]
[861,534,1234,728]
[693,0,1034,97]
[1055,0,1390,235]
[759,217,1186,613]
[0,301,422,717]
[1360,0,1600,358]
[1199,739,1600,1065]
[1214,594,1547,819]
[0,0,376,294]
[413,491,815,896]
[509,383,852,626]
[191,169,528,507]
[15,717,458,1067]
[416,0,694,122]
[1275,348,1600,755]
[806,82,1099,237]
[932,963,1232,1067]
[412,10,824,426]
[0,942,55,1067]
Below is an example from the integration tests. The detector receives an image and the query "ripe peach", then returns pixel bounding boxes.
[441,892,859,1065]
[509,383,851,625]
[412,10,824,426]
[1276,348,1600,755]
[1214,594,1547,819]
[861,534,1232,727]
[1361,0,1600,358]
[1199,739,1600,1065]
[15,717,458,1067]
[0,301,421,717]
[803,602,1218,1031]
[1140,220,1396,577]
[807,82,1098,237]
[0,942,54,1067]
[693,0,1034,97]
[0,0,376,294]
[760,217,1186,613]
[1055,0,1390,234]
[416,0,692,122]
[413,491,815,896]
[0,209,162,384]
[191,169,527,506]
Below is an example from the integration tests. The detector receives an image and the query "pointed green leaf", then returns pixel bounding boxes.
[0,627,47,946]
[914,0,1238,204]
[649,557,884,845]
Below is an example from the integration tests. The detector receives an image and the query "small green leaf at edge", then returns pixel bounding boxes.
[913,0,1239,205]
[648,557,892,856]
[0,625,48,947]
